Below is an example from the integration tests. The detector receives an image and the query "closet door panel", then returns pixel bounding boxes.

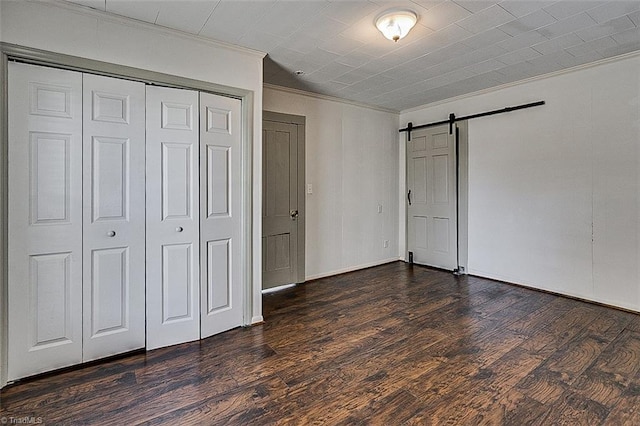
[199,93,243,338]
[82,74,146,361]
[8,63,83,381]
[146,86,200,350]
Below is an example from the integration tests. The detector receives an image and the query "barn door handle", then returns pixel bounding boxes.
[407,190,412,206]
[290,210,299,220]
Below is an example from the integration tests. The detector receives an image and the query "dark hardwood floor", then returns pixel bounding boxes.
[2,261,640,425]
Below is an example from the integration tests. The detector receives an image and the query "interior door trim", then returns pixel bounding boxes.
[263,110,305,284]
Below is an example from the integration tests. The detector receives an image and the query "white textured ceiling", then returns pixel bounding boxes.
[68,0,640,111]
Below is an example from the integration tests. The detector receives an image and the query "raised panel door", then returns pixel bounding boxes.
[8,62,83,380]
[82,74,146,361]
[146,86,200,350]
[262,121,299,289]
[199,92,243,338]
[407,125,457,270]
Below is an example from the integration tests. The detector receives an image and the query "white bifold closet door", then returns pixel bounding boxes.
[145,86,201,350]
[7,63,146,380]
[146,87,244,350]
[8,63,84,381]
[199,92,243,339]
[8,63,246,378]
[82,74,146,361]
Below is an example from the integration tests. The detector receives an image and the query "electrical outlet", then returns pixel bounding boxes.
[383,240,389,248]
[377,204,383,213]
[307,184,313,194]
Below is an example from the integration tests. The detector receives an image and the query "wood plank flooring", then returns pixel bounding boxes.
[2,261,639,425]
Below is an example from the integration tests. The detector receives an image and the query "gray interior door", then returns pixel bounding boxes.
[407,124,457,270]
[262,112,305,289]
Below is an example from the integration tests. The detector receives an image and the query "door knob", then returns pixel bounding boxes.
[107,230,116,237]
[290,210,299,220]
[176,226,184,232]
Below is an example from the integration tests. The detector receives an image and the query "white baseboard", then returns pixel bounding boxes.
[262,283,297,294]
[467,268,640,314]
[305,257,401,281]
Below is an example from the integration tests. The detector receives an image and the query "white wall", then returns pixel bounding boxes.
[401,53,640,313]
[0,0,265,387]
[264,86,400,280]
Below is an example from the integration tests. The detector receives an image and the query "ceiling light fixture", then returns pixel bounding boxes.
[375,9,418,42]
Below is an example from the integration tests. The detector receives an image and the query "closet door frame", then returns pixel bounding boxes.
[0,43,257,388]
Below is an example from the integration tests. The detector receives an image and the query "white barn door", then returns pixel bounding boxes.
[146,86,200,350]
[199,92,243,338]
[7,63,83,380]
[407,124,457,270]
[82,74,146,361]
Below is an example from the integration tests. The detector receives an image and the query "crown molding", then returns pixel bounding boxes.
[401,50,640,114]
[263,83,400,115]
[48,0,266,59]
